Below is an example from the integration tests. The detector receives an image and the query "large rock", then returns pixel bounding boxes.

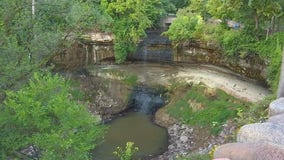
[269,98,284,116]
[268,113,284,125]
[237,122,284,145]
[214,142,284,160]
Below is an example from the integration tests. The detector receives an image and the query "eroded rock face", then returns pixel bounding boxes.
[237,122,284,145]
[76,75,131,120]
[174,42,267,83]
[214,142,284,160]
[269,98,284,116]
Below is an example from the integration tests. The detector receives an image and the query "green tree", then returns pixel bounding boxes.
[169,0,189,10]
[101,0,174,63]
[248,0,283,39]
[0,72,105,159]
[0,0,111,99]
[163,11,204,45]
[101,0,152,63]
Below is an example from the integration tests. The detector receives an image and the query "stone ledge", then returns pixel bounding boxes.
[214,142,284,160]
[269,98,284,116]
[268,113,284,125]
[237,122,284,145]
[81,32,114,44]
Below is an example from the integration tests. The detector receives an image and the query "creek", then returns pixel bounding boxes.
[92,86,168,160]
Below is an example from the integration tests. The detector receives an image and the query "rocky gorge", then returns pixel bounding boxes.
[53,31,273,159]
[66,62,269,159]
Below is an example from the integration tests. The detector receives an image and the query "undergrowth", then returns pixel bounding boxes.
[167,84,250,135]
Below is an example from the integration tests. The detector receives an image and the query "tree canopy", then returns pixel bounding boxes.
[101,0,175,63]
[164,0,284,91]
[0,72,105,159]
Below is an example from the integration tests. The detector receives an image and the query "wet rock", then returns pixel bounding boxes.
[237,122,284,145]
[214,142,284,160]
[269,98,284,116]
[268,113,284,125]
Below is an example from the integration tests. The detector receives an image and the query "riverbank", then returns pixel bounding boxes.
[77,62,271,159]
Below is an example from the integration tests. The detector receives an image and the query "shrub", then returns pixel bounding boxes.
[0,72,105,159]
[113,142,139,160]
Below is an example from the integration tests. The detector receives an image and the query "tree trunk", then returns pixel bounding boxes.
[277,48,284,98]
[254,11,259,40]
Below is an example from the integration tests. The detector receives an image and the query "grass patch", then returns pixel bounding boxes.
[167,84,250,135]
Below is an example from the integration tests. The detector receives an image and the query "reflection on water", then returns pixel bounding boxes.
[92,111,168,160]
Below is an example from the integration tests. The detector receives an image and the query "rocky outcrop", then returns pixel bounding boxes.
[174,41,267,83]
[269,98,284,116]
[214,98,284,160]
[237,122,284,145]
[81,32,114,44]
[76,75,131,120]
[214,142,284,160]
[152,120,238,160]
[268,113,284,125]
[52,32,115,69]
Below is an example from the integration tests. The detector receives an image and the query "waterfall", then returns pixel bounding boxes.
[129,29,173,62]
[84,44,89,66]
[129,86,165,114]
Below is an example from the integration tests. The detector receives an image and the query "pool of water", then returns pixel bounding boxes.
[92,111,168,160]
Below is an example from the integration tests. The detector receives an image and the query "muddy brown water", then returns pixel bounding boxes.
[92,111,168,160]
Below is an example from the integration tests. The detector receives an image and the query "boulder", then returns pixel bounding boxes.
[237,122,284,145]
[214,142,284,160]
[269,98,284,116]
[268,113,284,125]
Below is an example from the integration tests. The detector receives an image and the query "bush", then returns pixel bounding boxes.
[113,142,139,160]
[163,13,204,45]
[0,72,105,160]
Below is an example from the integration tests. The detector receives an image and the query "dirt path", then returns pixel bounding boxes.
[90,63,271,102]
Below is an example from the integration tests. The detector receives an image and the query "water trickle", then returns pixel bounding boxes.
[129,86,166,114]
[92,86,168,160]
[129,29,173,62]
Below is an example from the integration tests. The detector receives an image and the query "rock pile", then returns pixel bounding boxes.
[152,124,195,160]
[214,98,284,160]
[152,121,237,160]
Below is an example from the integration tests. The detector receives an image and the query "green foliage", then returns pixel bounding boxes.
[236,96,273,126]
[101,0,153,63]
[0,72,105,159]
[101,0,176,63]
[167,84,249,134]
[163,12,204,45]
[113,142,139,160]
[253,33,284,91]
[169,0,189,10]
[0,0,111,99]
[164,0,284,91]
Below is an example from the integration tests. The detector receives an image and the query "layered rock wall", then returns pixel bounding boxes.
[52,32,114,69]
[174,41,267,83]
